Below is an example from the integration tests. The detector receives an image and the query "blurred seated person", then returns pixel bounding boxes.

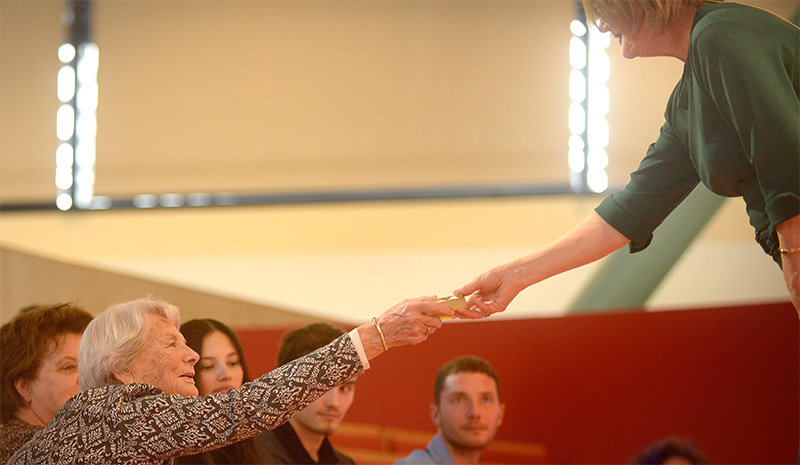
[394,355,504,465]
[8,296,453,464]
[257,323,357,464]
[630,437,710,465]
[177,319,267,464]
[0,303,93,462]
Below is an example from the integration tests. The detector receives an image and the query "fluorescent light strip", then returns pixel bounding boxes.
[586,26,609,193]
[56,43,76,210]
[568,5,610,194]
[56,41,99,211]
[73,42,99,209]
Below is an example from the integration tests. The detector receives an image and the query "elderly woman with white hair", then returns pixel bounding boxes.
[8,296,454,465]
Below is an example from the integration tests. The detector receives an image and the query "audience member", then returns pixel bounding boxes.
[0,303,93,462]
[630,437,710,465]
[257,323,357,464]
[8,296,453,464]
[394,355,504,465]
[177,319,267,464]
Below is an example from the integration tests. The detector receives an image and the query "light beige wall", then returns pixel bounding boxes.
[0,1,794,322]
[91,1,575,195]
[0,196,601,257]
[1,1,574,200]
[0,195,603,323]
[2,0,795,201]
[0,195,788,323]
[0,0,63,202]
[0,247,332,326]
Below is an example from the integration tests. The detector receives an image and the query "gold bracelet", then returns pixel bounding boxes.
[780,247,800,254]
[372,317,389,352]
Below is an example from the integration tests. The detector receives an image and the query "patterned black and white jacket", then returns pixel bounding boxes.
[8,334,364,465]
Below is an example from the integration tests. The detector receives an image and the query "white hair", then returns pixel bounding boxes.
[78,298,181,390]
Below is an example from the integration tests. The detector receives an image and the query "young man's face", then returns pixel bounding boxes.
[290,381,356,436]
[431,372,505,452]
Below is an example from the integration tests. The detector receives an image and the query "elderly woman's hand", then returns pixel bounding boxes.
[357,296,455,359]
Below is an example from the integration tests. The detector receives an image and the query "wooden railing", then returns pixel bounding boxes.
[330,422,547,464]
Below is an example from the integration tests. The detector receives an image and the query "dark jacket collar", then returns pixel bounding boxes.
[272,422,350,465]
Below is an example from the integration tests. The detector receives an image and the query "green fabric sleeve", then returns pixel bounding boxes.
[595,113,700,253]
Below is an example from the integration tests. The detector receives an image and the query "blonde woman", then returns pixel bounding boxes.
[457,0,800,315]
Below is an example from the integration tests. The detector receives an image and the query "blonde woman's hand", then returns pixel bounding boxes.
[454,261,530,319]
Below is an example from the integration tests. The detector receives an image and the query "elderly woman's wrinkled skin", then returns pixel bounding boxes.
[114,315,200,396]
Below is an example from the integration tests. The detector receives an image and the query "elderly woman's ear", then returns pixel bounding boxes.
[112,370,134,385]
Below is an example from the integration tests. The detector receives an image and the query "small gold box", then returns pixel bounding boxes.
[435,295,467,319]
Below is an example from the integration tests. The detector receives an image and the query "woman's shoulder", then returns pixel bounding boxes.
[695,2,772,24]
[0,417,42,435]
[0,419,43,462]
[67,382,163,404]
[689,2,798,66]
[692,2,796,42]
[44,383,167,424]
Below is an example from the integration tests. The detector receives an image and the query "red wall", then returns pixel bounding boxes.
[237,302,799,464]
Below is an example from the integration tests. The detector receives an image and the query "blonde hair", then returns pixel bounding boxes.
[582,0,709,34]
[78,297,181,390]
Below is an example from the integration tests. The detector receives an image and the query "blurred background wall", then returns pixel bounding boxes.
[1,0,794,322]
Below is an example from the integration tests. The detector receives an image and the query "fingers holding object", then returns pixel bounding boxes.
[455,305,486,320]
[466,292,508,314]
[413,298,456,320]
[418,314,445,341]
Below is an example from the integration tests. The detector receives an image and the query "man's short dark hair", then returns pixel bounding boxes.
[277,323,345,366]
[630,437,710,464]
[434,355,500,405]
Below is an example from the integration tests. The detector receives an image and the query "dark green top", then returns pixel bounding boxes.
[595,2,800,265]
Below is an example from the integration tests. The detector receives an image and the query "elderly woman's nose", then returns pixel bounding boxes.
[185,347,200,364]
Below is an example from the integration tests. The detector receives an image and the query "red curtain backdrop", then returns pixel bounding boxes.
[237,302,799,464]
